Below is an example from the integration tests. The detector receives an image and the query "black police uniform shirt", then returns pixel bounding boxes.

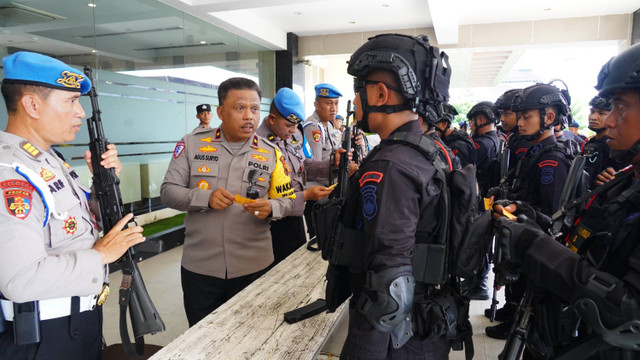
[472,130,500,173]
[582,135,623,189]
[520,172,640,359]
[511,135,571,216]
[473,130,501,195]
[342,120,443,356]
[442,129,475,167]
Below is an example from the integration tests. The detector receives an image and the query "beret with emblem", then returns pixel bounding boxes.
[2,51,91,94]
[314,83,342,98]
[196,104,211,113]
[273,87,305,124]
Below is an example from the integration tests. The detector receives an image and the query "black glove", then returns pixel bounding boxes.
[493,200,551,231]
[495,215,546,263]
[493,261,520,286]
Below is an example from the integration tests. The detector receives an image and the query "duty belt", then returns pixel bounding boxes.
[1,294,98,321]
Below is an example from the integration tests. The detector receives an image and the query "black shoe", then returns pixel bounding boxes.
[484,303,516,322]
[485,321,512,340]
[466,282,490,300]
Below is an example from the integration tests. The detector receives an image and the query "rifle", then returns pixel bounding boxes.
[499,293,533,360]
[498,154,587,359]
[84,67,165,359]
[489,143,511,321]
[336,100,354,197]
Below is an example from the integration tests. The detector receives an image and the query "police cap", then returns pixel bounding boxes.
[196,104,211,113]
[273,87,305,124]
[2,51,91,94]
[314,83,342,98]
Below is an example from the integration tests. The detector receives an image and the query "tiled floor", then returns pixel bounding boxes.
[102,245,507,359]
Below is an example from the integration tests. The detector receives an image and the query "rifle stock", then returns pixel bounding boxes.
[84,67,165,359]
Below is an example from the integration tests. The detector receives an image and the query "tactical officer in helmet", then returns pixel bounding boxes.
[468,101,502,197]
[485,83,573,340]
[492,42,640,360]
[335,33,453,360]
[495,89,530,172]
[582,95,623,189]
[431,103,475,167]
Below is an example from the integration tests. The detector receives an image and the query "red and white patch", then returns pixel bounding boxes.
[1,180,35,220]
[173,141,185,158]
[63,216,78,235]
[312,130,321,143]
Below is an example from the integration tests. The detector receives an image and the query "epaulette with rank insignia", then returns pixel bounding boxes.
[20,141,41,159]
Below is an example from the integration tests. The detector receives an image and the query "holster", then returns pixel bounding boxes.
[313,197,365,268]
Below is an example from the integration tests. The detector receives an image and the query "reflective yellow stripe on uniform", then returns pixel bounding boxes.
[269,148,296,199]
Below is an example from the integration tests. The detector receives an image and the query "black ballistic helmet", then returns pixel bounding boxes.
[438,103,458,124]
[511,83,570,139]
[511,83,570,117]
[596,42,640,97]
[595,43,640,163]
[495,89,522,111]
[347,33,451,130]
[588,95,612,111]
[467,101,499,123]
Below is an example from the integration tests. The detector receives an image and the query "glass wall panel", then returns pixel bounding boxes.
[0,0,275,212]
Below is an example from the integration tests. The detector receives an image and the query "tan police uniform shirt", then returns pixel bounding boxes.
[303,112,340,186]
[0,131,104,303]
[161,127,295,279]
[256,120,330,217]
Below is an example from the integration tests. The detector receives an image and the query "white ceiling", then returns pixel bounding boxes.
[162,0,639,43]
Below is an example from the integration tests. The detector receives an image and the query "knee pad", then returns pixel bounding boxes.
[357,265,415,333]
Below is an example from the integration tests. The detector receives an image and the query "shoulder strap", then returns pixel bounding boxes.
[385,132,452,172]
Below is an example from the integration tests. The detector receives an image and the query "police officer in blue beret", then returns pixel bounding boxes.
[0,51,145,360]
[194,103,212,131]
[257,88,345,265]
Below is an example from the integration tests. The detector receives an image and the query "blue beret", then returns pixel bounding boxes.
[569,122,580,128]
[274,87,304,124]
[314,83,342,98]
[2,51,91,94]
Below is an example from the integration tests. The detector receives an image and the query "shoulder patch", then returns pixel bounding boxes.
[173,141,185,158]
[538,160,558,168]
[312,130,321,143]
[359,171,384,187]
[1,179,35,220]
[361,185,378,220]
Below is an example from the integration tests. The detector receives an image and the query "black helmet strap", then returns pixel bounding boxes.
[610,139,640,164]
[357,86,415,133]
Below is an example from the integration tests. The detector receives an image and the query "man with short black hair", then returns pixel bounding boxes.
[161,77,295,326]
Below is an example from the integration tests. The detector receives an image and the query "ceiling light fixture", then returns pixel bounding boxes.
[200,40,206,44]
[88,3,96,7]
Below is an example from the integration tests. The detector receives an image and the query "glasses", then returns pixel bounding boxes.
[353,79,401,94]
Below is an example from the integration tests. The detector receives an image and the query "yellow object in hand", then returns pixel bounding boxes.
[234,194,256,204]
